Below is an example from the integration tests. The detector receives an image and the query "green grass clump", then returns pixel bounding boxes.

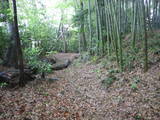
[131,77,141,91]
[0,82,8,88]
[91,56,99,63]
[101,75,117,88]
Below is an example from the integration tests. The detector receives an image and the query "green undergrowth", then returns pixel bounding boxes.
[0,82,8,88]
[101,74,117,88]
[79,52,91,62]
[101,32,160,72]
[130,76,141,91]
[101,69,119,88]
[73,52,99,66]
[46,50,58,56]
[24,47,52,74]
[73,32,160,72]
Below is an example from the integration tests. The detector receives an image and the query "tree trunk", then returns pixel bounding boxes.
[1,0,18,68]
[88,0,92,54]
[12,0,25,86]
[80,1,87,52]
[141,0,148,72]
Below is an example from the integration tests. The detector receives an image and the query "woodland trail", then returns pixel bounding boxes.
[0,53,160,120]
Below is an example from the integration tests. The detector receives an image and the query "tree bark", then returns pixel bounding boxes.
[1,0,18,68]
[12,0,25,86]
[88,0,92,54]
[80,1,87,52]
[141,0,148,72]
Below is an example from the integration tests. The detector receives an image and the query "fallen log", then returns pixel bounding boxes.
[52,59,71,70]
[41,57,57,64]
[0,69,35,87]
[0,72,11,83]
[9,72,35,87]
[6,69,35,78]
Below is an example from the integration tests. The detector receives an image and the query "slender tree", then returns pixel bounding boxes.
[71,0,160,71]
[141,0,148,72]
[88,0,92,54]
[1,0,18,68]
[12,0,25,86]
[80,0,87,52]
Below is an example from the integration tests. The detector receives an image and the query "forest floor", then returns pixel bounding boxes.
[0,53,160,120]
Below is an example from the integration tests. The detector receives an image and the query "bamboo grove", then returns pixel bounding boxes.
[73,0,160,71]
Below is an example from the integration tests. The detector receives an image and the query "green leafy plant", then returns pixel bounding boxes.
[131,76,141,90]
[131,83,138,90]
[73,60,81,67]
[80,52,91,62]
[24,47,52,75]
[131,77,141,90]
[133,114,144,120]
[93,69,101,74]
[101,75,117,88]
[91,56,98,63]
[46,51,58,56]
[43,92,49,97]
[108,69,119,74]
[0,82,8,88]
[133,77,141,84]
[38,61,52,74]
[92,68,101,78]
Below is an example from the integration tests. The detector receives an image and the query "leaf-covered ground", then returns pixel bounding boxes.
[0,54,160,120]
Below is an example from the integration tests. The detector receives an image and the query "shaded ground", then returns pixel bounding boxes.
[0,53,160,120]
